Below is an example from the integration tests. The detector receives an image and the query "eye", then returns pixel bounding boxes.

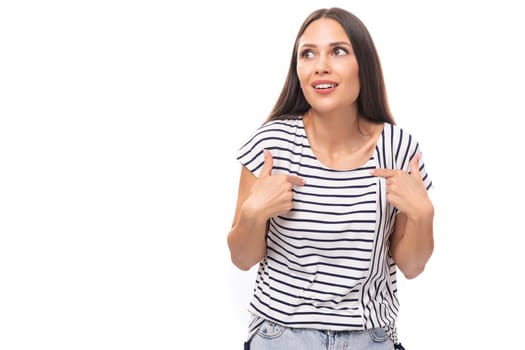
[333,47,349,56]
[300,49,315,59]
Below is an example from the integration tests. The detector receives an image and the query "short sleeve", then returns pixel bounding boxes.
[384,124,433,192]
[398,129,433,192]
[415,146,433,191]
[236,124,270,178]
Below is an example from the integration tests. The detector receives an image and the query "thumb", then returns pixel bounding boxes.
[409,153,422,180]
[259,149,273,177]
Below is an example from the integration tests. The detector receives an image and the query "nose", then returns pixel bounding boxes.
[315,54,330,75]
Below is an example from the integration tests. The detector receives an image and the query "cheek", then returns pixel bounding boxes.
[341,65,360,91]
[296,63,309,88]
[352,73,360,92]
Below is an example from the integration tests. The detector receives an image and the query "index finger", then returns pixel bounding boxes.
[287,175,305,186]
[370,168,397,178]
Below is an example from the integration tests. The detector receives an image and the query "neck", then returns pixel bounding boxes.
[302,108,384,170]
[304,109,373,152]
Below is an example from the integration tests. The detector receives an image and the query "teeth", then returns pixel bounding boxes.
[315,83,336,89]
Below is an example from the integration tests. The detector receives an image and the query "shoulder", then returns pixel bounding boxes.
[382,122,412,139]
[382,122,420,147]
[380,122,433,188]
[236,117,304,174]
[379,123,424,170]
[239,117,304,149]
[260,117,303,133]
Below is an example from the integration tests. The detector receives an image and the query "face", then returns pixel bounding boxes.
[297,18,360,114]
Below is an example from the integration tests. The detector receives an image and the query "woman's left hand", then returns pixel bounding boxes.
[371,153,432,219]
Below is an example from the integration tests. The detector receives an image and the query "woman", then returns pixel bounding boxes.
[227,7,434,350]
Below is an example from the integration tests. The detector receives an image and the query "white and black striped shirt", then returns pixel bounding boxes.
[237,117,433,340]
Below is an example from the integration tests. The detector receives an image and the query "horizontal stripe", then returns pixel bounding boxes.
[237,117,433,335]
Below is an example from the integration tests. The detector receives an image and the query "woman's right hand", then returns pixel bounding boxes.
[228,149,305,270]
[242,149,305,223]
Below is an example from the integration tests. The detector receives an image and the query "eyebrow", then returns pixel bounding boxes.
[298,41,352,49]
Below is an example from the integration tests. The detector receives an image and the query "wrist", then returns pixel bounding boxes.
[240,199,269,228]
[407,201,434,222]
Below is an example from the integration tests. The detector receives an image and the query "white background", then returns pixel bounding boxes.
[1,0,524,349]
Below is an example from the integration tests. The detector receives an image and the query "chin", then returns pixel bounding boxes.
[309,104,343,115]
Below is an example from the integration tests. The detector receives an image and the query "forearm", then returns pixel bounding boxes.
[227,206,268,271]
[391,208,434,279]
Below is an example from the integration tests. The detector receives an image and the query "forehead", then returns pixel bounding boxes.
[298,18,350,45]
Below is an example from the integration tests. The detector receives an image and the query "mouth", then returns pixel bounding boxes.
[313,83,338,90]
[311,81,339,94]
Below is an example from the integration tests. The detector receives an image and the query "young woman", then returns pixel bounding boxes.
[227,7,434,350]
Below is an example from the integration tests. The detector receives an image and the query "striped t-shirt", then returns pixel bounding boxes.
[236,117,433,340]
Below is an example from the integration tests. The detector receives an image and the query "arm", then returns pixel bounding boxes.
[227,166,268,271]
[227,150,304,271]
[372,153,434,279]
[390,200,434,279]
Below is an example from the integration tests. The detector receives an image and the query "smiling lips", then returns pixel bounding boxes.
[311,80,339,94]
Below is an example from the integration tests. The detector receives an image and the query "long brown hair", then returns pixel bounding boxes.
[265,7,394,125]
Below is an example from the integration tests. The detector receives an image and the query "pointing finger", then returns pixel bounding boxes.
[287,175,305,186]
[370,168,397,178]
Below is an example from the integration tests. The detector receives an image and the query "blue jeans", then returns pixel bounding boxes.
[247,320,394,350]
